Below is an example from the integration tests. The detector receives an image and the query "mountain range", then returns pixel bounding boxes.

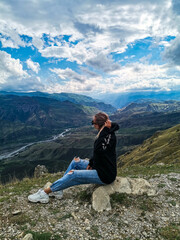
[97,90,180,108]
[0,91,180,183]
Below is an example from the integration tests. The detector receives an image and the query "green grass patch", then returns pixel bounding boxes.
[9,213,31,225]
[117,163,180,178]
[0,172,63,197]
[58,213,72,221]
[87,225,101,239]
[139,198,156,212]
[110,193,131,208]
[159,222,180,240]
[75,189,92,202]
[25,231,53,240]
[157,183,166,188]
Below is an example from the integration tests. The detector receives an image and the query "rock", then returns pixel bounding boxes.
[127,177,156,196]
[92,177,156,212]
[92,187,111,212]
[12,210,21,215]
[34,165,48,178]
[22,233,33,240]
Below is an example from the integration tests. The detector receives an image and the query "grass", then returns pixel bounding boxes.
[159,222,180,240]
[75,189,92,202]
[110,192,131,208]
[0,172,63,198]
[139,198,156,212]
[58,213,72,221]
[24,231,53,240]
[117,163,180,178]
[9,213,31,225]
[87,225,101,239]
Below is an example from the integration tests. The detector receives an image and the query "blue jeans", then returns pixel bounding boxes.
[50,158,105,192]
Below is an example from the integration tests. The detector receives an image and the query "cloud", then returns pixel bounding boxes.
[26,59,40,73]
[50,68,86,83]
[0,0,180,94]
[86,54,121,73]
[108,63,180,92]
[163,35,180,65]
[0,50,43,91]
[0,50,28,83]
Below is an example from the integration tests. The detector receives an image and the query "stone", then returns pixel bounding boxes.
[12,210,21,215]
[22,233,33,240]
[92,177,156,212]
[92,187,111,212]
[34,165,48,178]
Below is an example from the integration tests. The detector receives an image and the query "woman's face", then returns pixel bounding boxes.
[92,117,100,130]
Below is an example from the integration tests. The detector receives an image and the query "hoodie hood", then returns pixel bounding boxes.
[109,122,119,133]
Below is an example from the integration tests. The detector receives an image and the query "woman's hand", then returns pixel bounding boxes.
[104,119,111,128]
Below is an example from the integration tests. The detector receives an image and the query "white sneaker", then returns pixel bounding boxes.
[49,190,63,200]
[28,189,49,203]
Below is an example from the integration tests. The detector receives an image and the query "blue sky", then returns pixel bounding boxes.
[0,0,180,96]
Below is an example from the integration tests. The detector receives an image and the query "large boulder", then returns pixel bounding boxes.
[92,177,156,212]
[34,165,48,178]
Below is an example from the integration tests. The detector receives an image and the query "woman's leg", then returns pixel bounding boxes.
[50,169,105,192]
[44,158,90,194]
[64,157,89,175]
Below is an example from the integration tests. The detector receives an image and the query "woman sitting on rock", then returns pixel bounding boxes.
[28,112,119,203]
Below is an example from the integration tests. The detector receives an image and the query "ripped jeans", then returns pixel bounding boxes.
[50,158,105,192]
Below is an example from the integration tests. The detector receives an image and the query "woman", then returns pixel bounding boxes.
[28,112,119,203]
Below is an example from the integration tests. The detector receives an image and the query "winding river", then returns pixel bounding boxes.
[0,129,71,160]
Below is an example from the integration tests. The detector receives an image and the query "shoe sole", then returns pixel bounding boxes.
[28,197,49,203]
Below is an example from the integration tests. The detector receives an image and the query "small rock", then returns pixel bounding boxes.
[34,165,48,178]
[23,233,33,240]
[12,210,21,215]
[84,218,89,224]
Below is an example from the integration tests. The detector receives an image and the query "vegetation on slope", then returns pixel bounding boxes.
[118,124,180,168]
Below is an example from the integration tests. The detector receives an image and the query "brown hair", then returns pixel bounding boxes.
[94,112,109,129]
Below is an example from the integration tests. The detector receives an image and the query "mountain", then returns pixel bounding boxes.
[97,90,180,108]
[0,91,116,114]
[118,123,180,167]
[111,100,180,128]
[0,95,93,153]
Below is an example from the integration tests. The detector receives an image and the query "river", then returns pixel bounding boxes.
[0,129,71,160]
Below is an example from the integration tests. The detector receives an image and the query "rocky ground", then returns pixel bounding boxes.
[0,171,180,240]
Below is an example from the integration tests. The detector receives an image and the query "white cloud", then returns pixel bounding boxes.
[163,35,180,65]
[0,50,28,83]
[0,50,43,91]
[107,63,180,92]
[50,68,86,83]
[26,58,40,73]
[0,0,180,93]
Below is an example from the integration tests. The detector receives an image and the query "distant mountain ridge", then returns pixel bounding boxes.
[0,91,116,114]
[116,100,180,115]
[97,90,180,108]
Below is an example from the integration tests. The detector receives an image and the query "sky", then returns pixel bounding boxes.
[0,0,180,97]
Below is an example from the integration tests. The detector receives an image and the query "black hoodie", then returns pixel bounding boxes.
[89,122,119,184]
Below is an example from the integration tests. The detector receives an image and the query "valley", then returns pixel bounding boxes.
[0,92,180,183]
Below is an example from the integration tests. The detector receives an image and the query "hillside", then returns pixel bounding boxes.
[0,95,93,153]
[118,124,180,167]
